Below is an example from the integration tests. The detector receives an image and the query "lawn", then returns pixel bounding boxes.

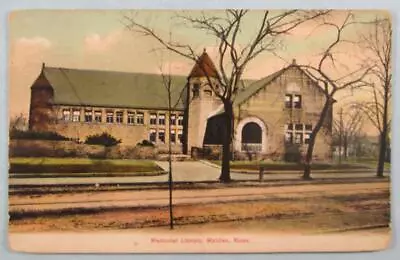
[9,157,163,174]
[210,160,373,171]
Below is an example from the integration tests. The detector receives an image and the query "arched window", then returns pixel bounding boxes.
[242,122,262,143]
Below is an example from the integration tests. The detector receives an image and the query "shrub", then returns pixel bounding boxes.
[9,129,70,141]
[136,139,155,147]
[84,132,121,147]
[283,143,302,163]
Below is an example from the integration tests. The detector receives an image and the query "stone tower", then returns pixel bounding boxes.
[186,49,222,153]
[28,63,55,131]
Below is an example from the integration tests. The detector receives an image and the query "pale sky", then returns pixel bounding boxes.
[8,10,389,135]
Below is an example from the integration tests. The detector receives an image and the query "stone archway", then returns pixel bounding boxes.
[235,117,267,153]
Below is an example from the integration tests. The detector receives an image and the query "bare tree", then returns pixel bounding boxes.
[355,17,391,177]
[158,54,188,229]
[298,12,371,179]
[124,10,329,182]
[333,105,364,163]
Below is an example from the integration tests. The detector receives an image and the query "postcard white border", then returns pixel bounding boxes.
[0,0,398,259]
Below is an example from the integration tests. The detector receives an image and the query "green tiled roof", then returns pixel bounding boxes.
[40,67,188,110]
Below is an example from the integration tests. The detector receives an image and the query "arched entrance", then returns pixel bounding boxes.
[235,117,267,153]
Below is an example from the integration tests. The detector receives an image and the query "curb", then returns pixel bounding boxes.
[198,160,389,175]
[8,177,389,195]
[9,171,168,179]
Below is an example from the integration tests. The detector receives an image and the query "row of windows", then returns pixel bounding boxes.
[61,109,184,126]
[285,123,312,144]
[149,113,184,126]
[149,129,183,144]
[285,94,302,109]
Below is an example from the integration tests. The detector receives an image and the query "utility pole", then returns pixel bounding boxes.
[167,79,174,230]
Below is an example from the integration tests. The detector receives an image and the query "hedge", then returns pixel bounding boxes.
[10,130,71,141]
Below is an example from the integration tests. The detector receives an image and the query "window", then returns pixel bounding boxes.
[72,110,80,122]
[178,114,184,126]
[116,111,123,124]
[149,129,156,142]
[136,112,144,124]
[158,129,165,143]
[150,113,157,125]
[305,124,312,144]
[170,114,176,125]
[127,112,135,124]
[285,132,293,143]
[295,133,303,144]
[192,83,200,98]
[178,129,183,144]
[170,129,176,144]
[158,114,165,125]
[304,133,311,144]
[285,95,292,108]
[204,89,212,97]
[84,110,93,122]
[62,109,71,121]
[285,94,302,109]
[106,111,114,123]
[294,94,302,108]
[94,111,102,123]
[285,123,312,144]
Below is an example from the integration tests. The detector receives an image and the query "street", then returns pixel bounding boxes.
[8,181,390,253]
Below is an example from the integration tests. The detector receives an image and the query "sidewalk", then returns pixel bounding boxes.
[9,161,389,187]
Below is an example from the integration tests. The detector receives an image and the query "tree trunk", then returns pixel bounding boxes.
[343,135,348,160]
[338,107,343,164]
[303,97,332,180]
[219,101,233,183]
[377,83,389,178]
[377,129,387,178]
[303,136,316,180]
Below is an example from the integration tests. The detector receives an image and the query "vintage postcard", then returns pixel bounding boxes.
[8,9,391,253]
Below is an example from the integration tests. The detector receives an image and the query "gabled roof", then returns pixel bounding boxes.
[188,49,219,78]
[210,62,328,117]
[234,67,289,106]
[36,66,188,110]
[234,63,329,106]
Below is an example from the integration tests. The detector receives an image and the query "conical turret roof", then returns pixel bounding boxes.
[31,63,52,89]
[188,49,219,78]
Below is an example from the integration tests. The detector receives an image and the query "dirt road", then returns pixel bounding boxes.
[9,181,389,212]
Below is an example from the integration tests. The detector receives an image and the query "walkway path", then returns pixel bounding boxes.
[9,161,388,186]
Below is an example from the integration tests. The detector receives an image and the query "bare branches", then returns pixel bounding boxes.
[355,16,391,137]
[123,10,330,103]
[298,12,374,99]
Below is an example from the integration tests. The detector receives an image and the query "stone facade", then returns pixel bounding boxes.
[49,105,184,150]
[28,53,333,161]
[232,65,332,161]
